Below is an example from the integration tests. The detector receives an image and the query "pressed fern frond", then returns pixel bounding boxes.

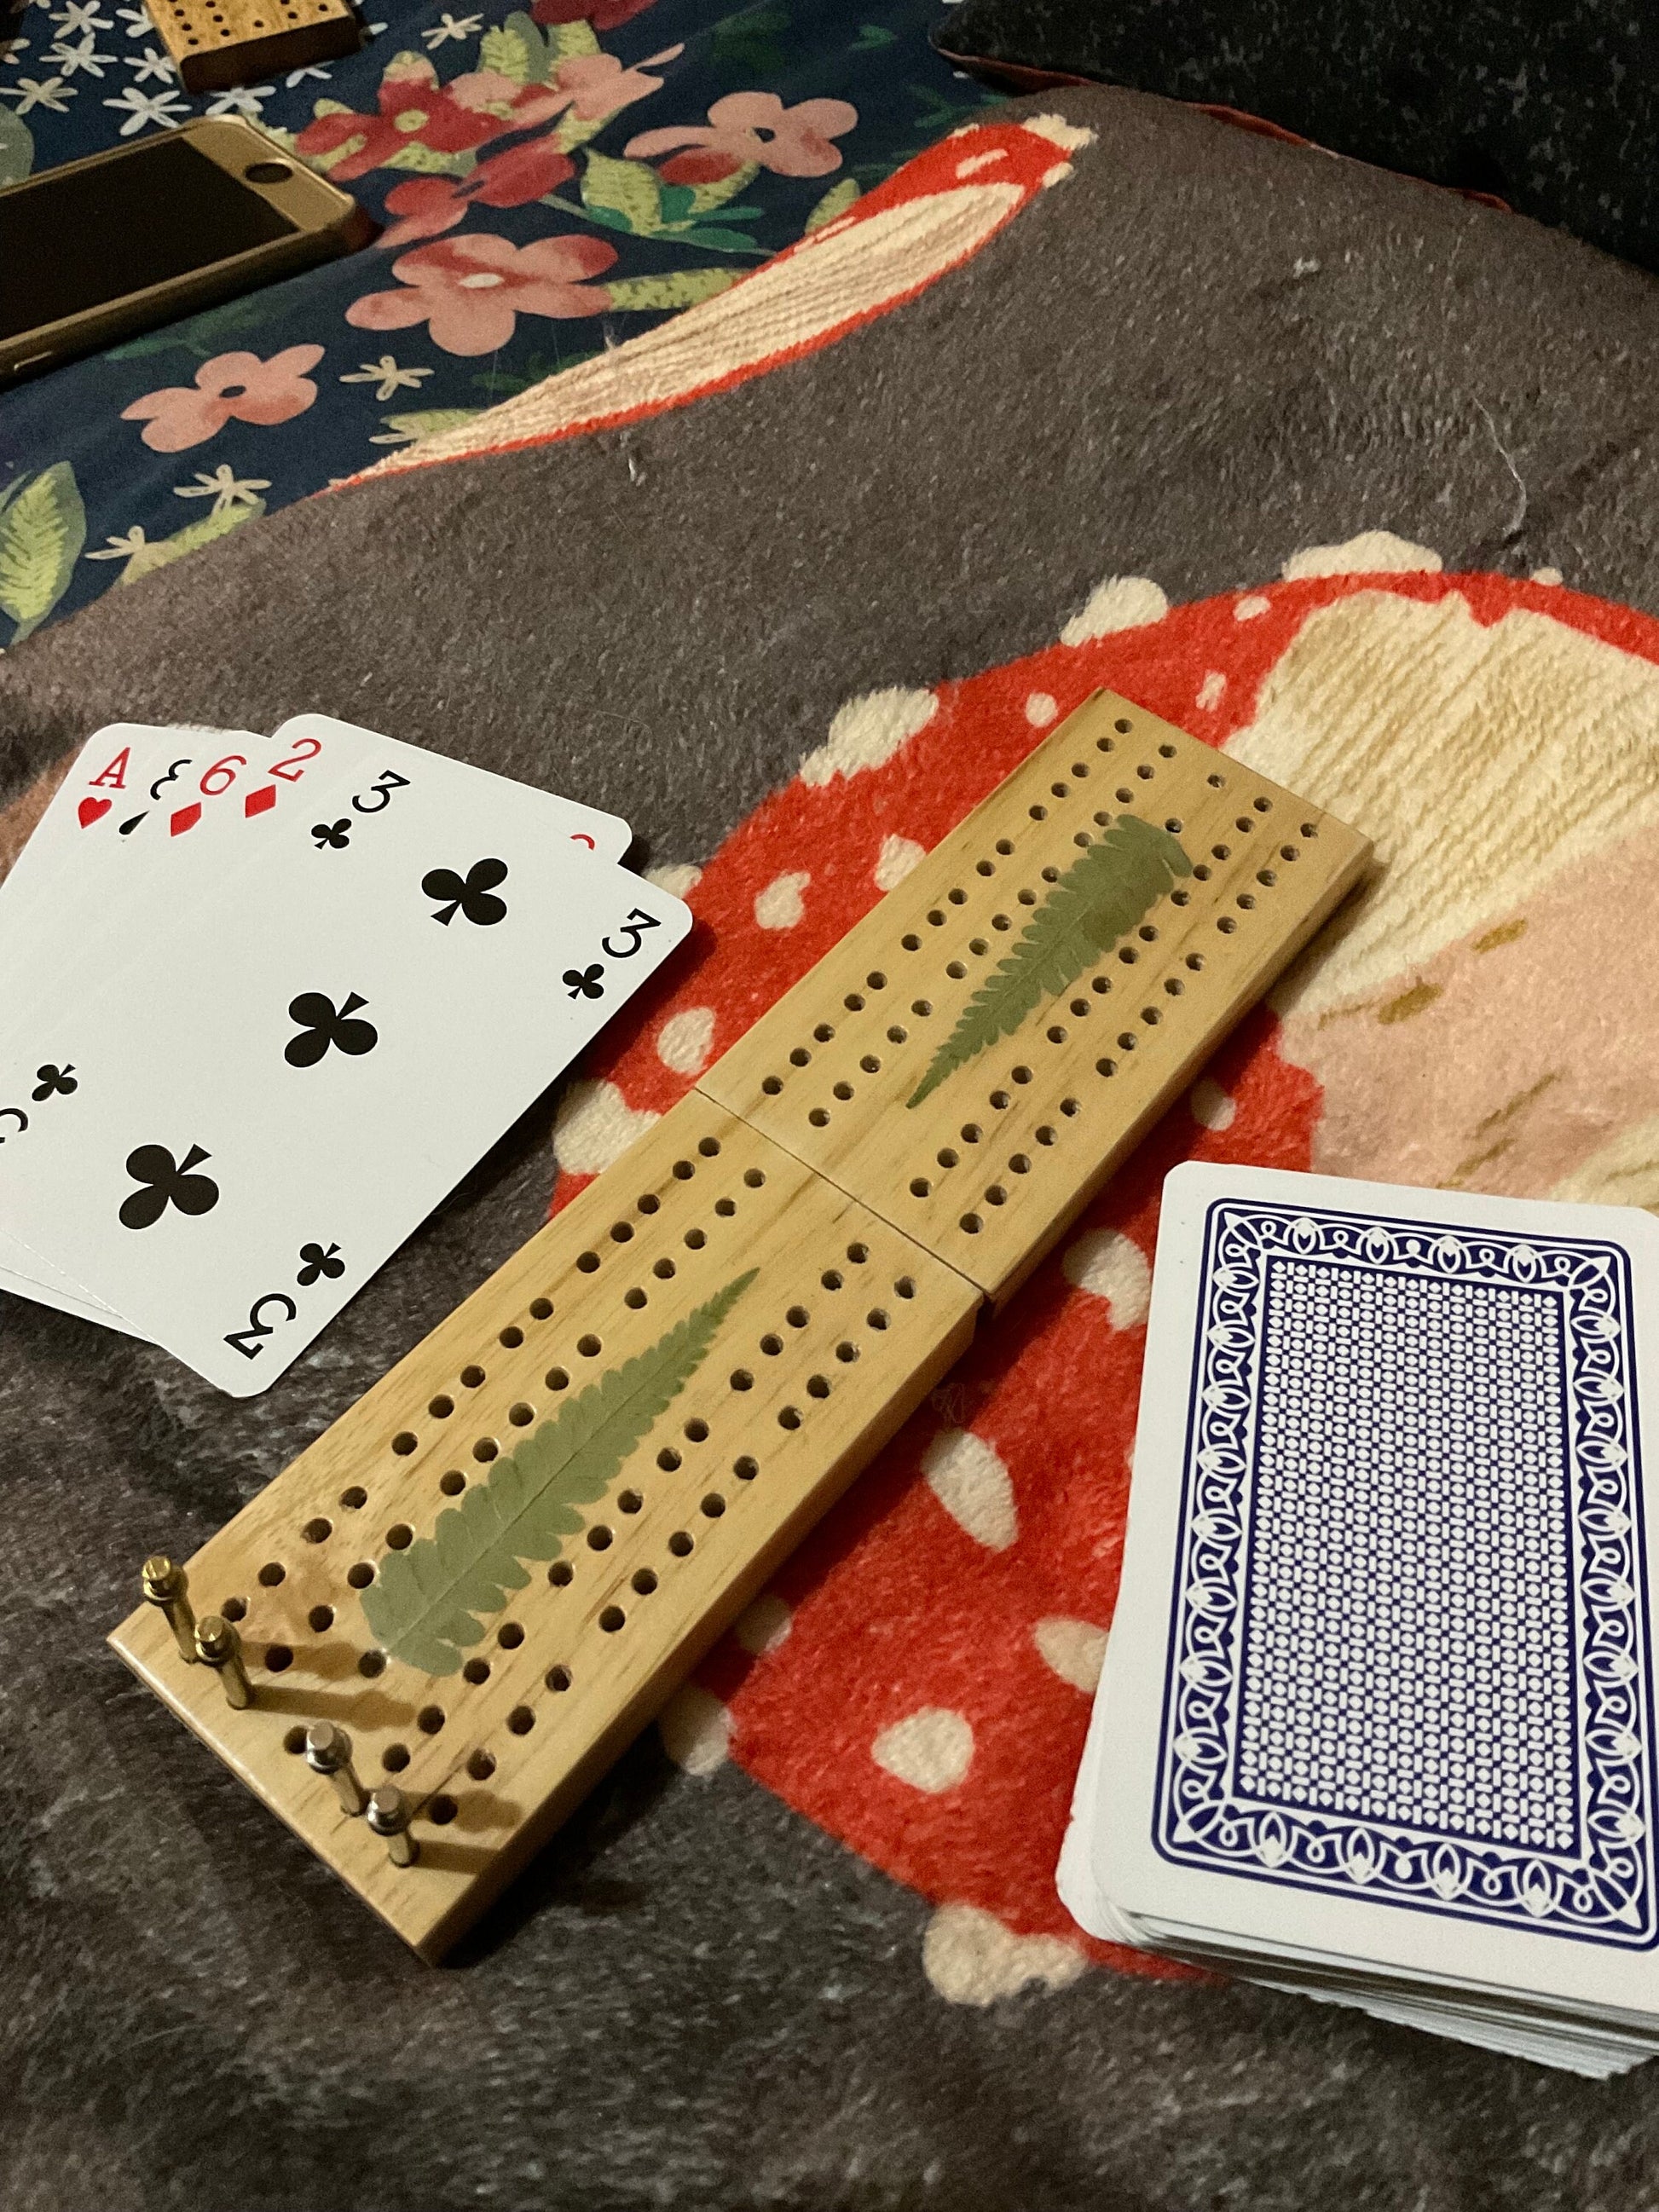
[360,1270,757,1674]
[906,816,1192,1106]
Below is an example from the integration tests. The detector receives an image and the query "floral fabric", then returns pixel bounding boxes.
[0,0,993,642]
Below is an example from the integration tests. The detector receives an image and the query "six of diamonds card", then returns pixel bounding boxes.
[0,718,678,1396]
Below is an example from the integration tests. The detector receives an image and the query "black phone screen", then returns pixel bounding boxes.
[0,138,298,340]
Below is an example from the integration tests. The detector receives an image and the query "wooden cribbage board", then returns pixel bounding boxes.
[110,692,1369,1959]
[146,0,359,93]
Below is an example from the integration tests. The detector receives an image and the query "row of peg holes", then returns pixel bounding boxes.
[252,1210,904,1765]
[750,723,1315,1234]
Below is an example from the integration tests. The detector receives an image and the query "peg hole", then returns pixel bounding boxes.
[672,1160,694,1180]
[625,1285,649,1308]
[701,1493,726,1517]
[546,1666,572,1693]
[599,1606,626,1632]
[1037,1123,1057,1146]
[859,1054,882,1073]
[577,1334,602,1357]
[548,1561,574,1586]
[1061,1097,1081,1117]
[386,1523,413,1549]
[460,1364,485,1388]
[619,1489,643,1513]
[467,1750,495,1782]
[338,1487,367,1511]
[472,1439,498,1463]
[743,1168,766,1188]
[221,1596,247,1622]
[264,1644,293,1673]
[508,1707,535,1735]
[284,1727,306,1755]
[910,1177,931,1198]
[668,1531,694,1556]
[821,1268,843,1290]
[762,1075,783,1094]
[390,1432,416,1457]
[847,1243,869,1263]
[836,1341,858,1362]
[428,1796,458,1825]
[426,1396,453,1421]
[302,1517,332,1542]
[731,1368,754,1391]
[684,1418,709,1442]
[381,1743,409,1772]
[734,1456,759,1481]
[960,1214,982,1235]
[508,1402,535,1427]
[778,1406,802,1430]
[685,1229,706,1250]
[576,1250,600,1273]
[632,1568,658,1596]
[308,1605,334,1634]
[832,1082,853,1101]
[358,1650,385,1677]
[657,1447,681,1470]
[760,1334,783,1356]
[258,1562,286,1586]
[937,1147,958,1169]
[961,1123,981,1143]
[347,1562,374,1589]
[463,1658,491,1684]
[417,1705,444,1735]
[808,1108,830,1128]
[844,991,866,1009]
[887,1025,907,1045]
[546,1366,570,1391]
[529,1298,553,1320]
[867,1308,889,1330]
[587,1526,613,1551]
[807,1375,831,1399]
[497,1622,524,1649]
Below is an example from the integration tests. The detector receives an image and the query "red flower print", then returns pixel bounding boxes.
[297,55,565,182]
[120,345,325,453]
[626,91,857,180]
[345,232,616,355]
[379,134,577,247]
[531,0,657,25]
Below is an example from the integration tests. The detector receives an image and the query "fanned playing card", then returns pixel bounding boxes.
[0,718,657,1391]
[1061,1163,1659,2071]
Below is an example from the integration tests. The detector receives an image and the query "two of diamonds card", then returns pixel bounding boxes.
[1060,1163,1659,2076]
[0,717,686,1395]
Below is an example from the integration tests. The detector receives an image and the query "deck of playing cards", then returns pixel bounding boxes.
[1061,1163,1659,2076]
[0,718,689,1396]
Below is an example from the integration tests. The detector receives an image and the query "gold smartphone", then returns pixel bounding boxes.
[0,118,377,389]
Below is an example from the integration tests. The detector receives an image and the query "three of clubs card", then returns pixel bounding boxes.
[0,717,685,1395]
[1061,1162,1659,2076]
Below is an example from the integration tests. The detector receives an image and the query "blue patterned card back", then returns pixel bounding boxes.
[1154,1198,1658,1945]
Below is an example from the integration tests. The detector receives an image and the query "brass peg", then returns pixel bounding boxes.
[194,1613,252,1709]
[141,1554,197,1666]
[367,1784,419,1868]
[305,1722,367,1816]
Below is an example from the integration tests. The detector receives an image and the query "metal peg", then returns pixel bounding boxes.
[141,1554,197,1666]
[305,1722,367,1816]
[194,1613,252,1710]
[367,1784,419,1868]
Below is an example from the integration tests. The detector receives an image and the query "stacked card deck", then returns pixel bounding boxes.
[1061,1163,1659,2076]
[0,718,690,1396]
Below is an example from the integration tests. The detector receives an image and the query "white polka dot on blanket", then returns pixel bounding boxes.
[872,1707,974,1793]
[1024,691,1058,727]
[552,1079,659,1176]
[656,1006,716,1077]
[659,1685,732,1776]
[754,871,810,928]
[874,834,925,891]
[1196,671,1226,711]
[1032,1616,1107,1693]
[800,686,938,785]
[922,1904,1086,2006]
[1188,1077,1236,1130]
[1061,1228,1151,1327]
[922,1428,1017,1550]
[645,861,702,898]
[1060,575,1170,645]
[733,1593,792,1655]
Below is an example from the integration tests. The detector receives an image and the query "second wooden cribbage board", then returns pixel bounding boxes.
[110,692,1370,1958]
[146,0,360,93]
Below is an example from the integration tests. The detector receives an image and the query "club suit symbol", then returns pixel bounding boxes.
[312,819,351,851]
[119,1144,220,1230]
[31,1064,76,1100]
[298,1240,346,1285]
[286,991,379,1069]
[563,963,605,1001]
[423,858,508,927]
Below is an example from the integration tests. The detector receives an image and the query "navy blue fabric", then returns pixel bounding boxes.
[0,0,989,640]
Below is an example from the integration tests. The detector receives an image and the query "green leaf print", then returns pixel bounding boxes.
[114,500,265,586]
[360,1271,757,1673]
[906,817,1193,1107]
[581,150,665,234]
[806,178,860,232]
[480,10,553,84]
[0,107,34,189]
[604,269,743,310]
[0,465,86,646]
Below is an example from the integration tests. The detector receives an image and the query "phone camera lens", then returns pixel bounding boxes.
[244,160,292,183]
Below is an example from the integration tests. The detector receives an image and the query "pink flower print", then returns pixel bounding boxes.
[121,345,326,453]
[345,232,616,355]
[626,91,857,182]
[531,0,657,28]
[551,44,682,123]
[379,135,577,248]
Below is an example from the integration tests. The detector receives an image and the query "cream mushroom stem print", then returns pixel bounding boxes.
[109,692,1370,1960]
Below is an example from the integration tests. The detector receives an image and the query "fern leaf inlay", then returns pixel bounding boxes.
[906,816,1192,1107]
[360,1269,758,1674]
